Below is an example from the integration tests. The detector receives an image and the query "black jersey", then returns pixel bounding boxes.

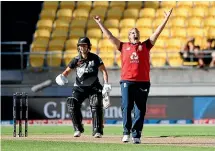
[68,52,104,87]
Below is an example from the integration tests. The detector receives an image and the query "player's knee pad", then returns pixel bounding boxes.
[67,97,80,112]
[90,94,103,107]
[90,94,103,135]
[66,97,84,132]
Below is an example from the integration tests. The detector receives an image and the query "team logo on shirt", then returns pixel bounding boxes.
[130,52,139,63]
[126,47,130,51]
[88,61,95,67]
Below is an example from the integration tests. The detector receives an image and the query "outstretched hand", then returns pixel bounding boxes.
[164,8,173,20]
[93,15,101,23]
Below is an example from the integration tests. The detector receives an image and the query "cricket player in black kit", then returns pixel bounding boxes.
[56,37,112,138]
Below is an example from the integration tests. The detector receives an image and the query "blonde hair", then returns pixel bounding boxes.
[128,28,140,42]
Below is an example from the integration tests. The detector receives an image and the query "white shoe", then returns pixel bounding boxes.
[74,131,81,137]
[94,133,102,138]
[122,135,130,143]
[132,138,141,144]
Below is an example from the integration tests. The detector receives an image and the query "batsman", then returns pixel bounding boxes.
[55,37,112,138]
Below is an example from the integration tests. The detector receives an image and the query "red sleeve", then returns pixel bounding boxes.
[144,39,154,51]
[118,42,123,52]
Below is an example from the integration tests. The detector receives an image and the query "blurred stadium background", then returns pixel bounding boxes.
[1,1,215,126]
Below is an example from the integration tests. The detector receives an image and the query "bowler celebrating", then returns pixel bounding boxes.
[94,8,173,143]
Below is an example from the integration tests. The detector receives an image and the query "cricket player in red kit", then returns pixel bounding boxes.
[94,8,173,144]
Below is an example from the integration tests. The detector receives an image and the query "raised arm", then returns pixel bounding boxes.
[149,8,173,45]
[93,16,121,50]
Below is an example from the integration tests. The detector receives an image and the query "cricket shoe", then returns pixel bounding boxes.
[132,138,141,144]
[122,135,130,143]
[74,131,81,137]
[94,133,102,138]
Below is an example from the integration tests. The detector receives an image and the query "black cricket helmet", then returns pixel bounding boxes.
[77,37,91,50]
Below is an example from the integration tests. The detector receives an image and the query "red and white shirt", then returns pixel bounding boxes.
[118,39,153,82]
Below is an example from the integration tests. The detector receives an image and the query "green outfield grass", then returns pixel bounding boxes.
[1,125,215,151]
[2,125,215,137]
[2,140,215,151]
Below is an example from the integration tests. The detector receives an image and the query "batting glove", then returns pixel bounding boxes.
[102,83,112,95]
[102,83,112,109]
[55,74,68,86]
[103,92,110,109]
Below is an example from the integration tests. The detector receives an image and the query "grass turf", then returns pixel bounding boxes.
[2,125,215,137]
[1,125,215,151]
[2,140,215,151]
